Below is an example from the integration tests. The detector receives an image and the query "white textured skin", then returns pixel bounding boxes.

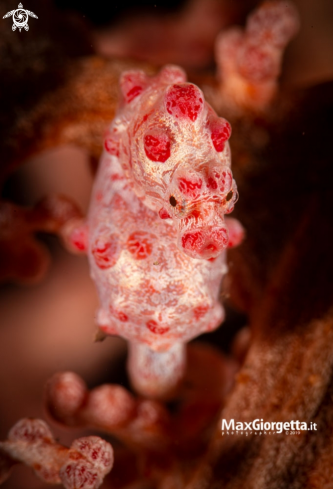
[88,150,226,352]
[86,67,241,395]
[128,342,186,397]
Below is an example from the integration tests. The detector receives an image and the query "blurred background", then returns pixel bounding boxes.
[1,0,333,487]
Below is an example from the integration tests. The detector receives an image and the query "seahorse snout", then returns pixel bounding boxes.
[179,223,228,260]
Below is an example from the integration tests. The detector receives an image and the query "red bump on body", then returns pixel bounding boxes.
[133,113,150,134]
[104,137,119,156]
[190,209,201,219]
[181,230,204,252]
[226,217,245,248]
[166,83,204,122]
[126,85,143,102]
[110,174,125,182]
[207,177,218,190]
[210,119,231,152]
[110,306,128,322]
[207,166,232,194]
[210,227,229,248]
[193,304,210,320]
[92,235,118,269]
[70,226,88,252]
[120,70,147,103]
[146,320,170,335]
[159,207,171,219]
[181,225,228,258]
[159,65,186,84]
[178,176,203,198]
[127,231,153,260]
[220,169,233,193]
[144,130,171,162]
[117,311,128,322]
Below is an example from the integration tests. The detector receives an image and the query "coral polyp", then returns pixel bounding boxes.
[216,0,299,111]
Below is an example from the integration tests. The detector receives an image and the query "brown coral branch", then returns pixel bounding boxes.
[44,344,238,486]
[188,78,333,487]
[0,194,83,283]
[188,205,333,486]
[1,57,155,184]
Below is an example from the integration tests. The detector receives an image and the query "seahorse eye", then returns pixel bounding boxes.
[169,196,177,207]
[226,190,233,202]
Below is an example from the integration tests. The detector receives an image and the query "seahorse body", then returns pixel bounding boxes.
[86,66,243,396]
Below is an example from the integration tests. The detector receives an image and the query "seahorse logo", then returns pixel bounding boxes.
[3,3,38,32]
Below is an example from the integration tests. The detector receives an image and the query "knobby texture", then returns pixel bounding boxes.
[0,418,113,488]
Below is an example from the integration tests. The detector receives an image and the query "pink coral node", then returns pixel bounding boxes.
[85,385,136,429]
[0,418,114,489]
[216,1,300,110]
[8,418,53,444]
[70,437,113,472]
[60,437,113,489]
[46,371,87,423]
[246,1,300,49]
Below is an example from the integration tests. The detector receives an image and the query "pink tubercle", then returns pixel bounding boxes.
[126,85,143,102]
[210,119,231,152]
[146,320,170,335]
[207,176,218,190]
[166,83,204,122]
[159,207,171,219]
[144,131,171,163]
[178,176,203,198]
[158,65,187,84]
[210,227,229,247]
[109,305,128,322]
[193,304,210,320]
[181,225,228,259]
[99,323,117,335]
[70,226,88,252]
[127,231,153,260]
[206,167,232,194]
[61,220,88,254]
[104,137,119,156]
[120,71,147,104]
[226,217,245,248]
[181,230,204,254]
[92,235,119,269]
[110,174,125,182]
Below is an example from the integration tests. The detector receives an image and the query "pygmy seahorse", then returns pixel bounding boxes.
[69,65,244,397]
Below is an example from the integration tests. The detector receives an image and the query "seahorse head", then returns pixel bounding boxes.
[105,66,238,260]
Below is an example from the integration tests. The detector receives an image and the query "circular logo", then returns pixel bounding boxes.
[13,9,28,28]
